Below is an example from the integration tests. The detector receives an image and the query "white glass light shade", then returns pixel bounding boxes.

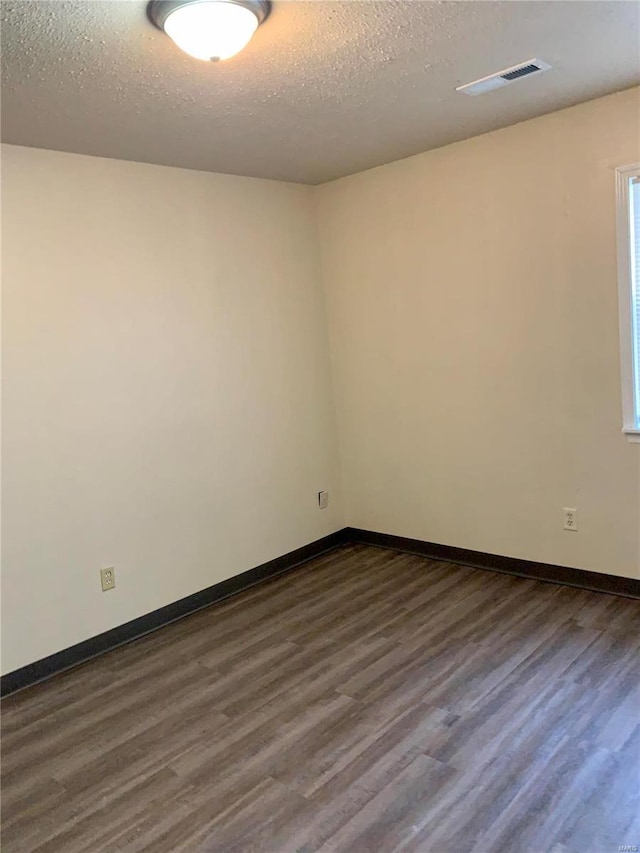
[163,1,259,61]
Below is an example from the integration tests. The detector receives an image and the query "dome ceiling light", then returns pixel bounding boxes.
[148,0,271,62]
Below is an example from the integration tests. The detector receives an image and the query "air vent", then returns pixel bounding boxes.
[456,59,551,96]
[501,63,541,81]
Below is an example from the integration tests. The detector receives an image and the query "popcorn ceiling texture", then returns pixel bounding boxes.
[1,0,638,184]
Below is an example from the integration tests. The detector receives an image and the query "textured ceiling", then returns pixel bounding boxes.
[2,0,639,184]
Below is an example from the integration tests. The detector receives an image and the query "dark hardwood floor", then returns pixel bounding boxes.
[2,543,639,852]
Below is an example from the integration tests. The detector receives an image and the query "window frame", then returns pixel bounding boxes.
[615,163,640,443]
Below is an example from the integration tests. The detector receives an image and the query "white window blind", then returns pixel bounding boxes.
[616,164,640,439]
[630,178,640,426]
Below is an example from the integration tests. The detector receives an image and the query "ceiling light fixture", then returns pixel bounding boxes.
[148,0,270,62]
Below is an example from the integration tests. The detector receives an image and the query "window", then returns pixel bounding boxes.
[616,164,640,441]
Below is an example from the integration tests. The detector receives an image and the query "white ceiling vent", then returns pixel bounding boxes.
[456,59,552,96]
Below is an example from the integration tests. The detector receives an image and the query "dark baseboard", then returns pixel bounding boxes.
[0,529,349,697]
[4,525,638,696]
[345,527,640,600]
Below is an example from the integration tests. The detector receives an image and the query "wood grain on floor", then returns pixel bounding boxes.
[1,543,639,852]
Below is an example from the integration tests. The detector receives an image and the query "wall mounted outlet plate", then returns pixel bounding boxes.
[100,567,116,591]
[563,508,578,532]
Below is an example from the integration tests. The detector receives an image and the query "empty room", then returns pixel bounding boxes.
[1,0,639,851]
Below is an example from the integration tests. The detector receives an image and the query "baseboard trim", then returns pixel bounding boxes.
[346,527,640,599]
[4,526,638,696]
[0,529,349,697]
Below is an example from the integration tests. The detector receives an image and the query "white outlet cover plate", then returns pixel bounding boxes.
[100,567,116,591]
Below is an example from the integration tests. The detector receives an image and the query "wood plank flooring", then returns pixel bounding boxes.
[2,543,639,852]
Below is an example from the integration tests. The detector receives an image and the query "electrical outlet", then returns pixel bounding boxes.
[318,490,329,509]
[100,567,116,591]
[563,508,578,532]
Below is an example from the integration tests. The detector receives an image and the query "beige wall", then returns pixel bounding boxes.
[316,88,640,580]
[1,145,343,673]
[3,88,639,674]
